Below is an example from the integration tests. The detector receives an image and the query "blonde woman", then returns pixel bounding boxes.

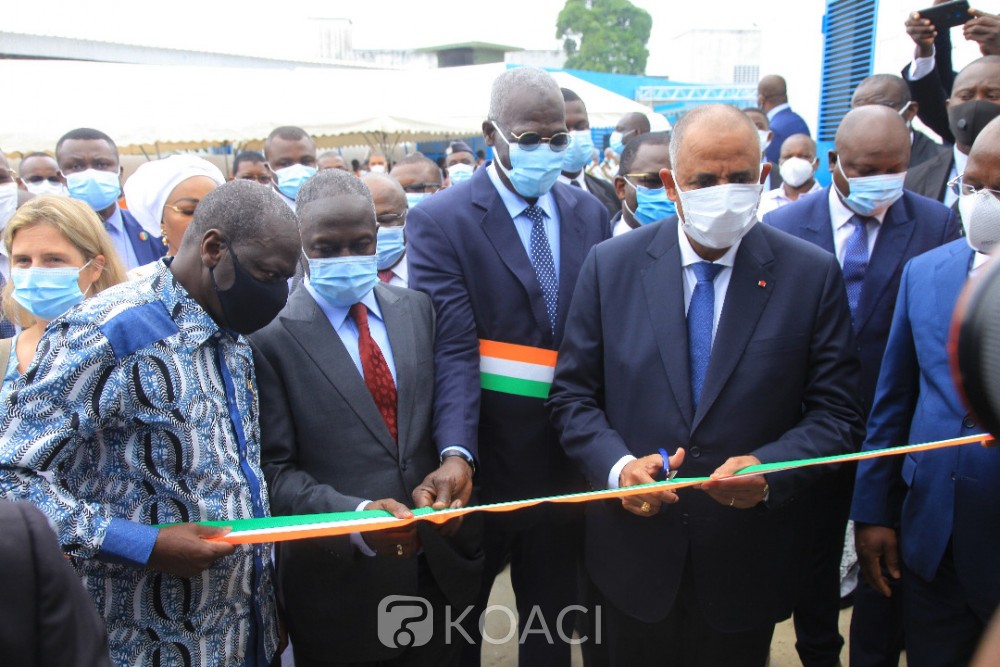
[1,196,126,383]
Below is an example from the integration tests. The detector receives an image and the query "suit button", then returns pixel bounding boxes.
[689,446,701,458]
[951,472,957,481]
[400,461,408,471]
[681,513,689,526]
[963,416,977,429]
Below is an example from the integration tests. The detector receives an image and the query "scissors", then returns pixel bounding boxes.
[658,448,678,481]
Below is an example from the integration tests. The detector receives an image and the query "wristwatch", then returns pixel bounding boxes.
[440,448,477,476]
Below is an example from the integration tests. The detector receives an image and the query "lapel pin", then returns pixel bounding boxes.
[758,280,767,288]
[139,231,148,241]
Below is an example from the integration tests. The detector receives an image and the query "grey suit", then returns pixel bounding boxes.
[252,283,482,665]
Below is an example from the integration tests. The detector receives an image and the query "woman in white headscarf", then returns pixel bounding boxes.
[123,154,225,278]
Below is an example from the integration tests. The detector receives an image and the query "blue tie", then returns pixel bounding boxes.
[688,261,723,409]
[525,205,558,334]
[843,215,870,326]
[0,274,15,339]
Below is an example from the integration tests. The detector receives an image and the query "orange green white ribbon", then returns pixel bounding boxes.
[202,433,993,545]
[479,339,558,399]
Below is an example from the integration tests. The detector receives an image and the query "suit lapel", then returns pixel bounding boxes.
[281,289,399,459]
[642,222,694,428]
[800,187,837,255]
[553,184,587,344]
[377,285,413,459]
[855,197,916,334]
[474,172,553,342]
[693,227,775,432]
[935,242,973,336]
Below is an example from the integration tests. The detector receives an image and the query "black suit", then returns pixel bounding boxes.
[904,147,954,203]
[0,501,111,667]
[582,172,619,220]
[902,30,956,144]
[253,284,482,665]
[910,130,947,168]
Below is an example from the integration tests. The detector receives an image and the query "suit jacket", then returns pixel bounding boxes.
[252,284,482,663]
[547,220,865,630]
[904,147,954,203]
[902,29,956,144]
[765,187,959,415]
[851,239,999,600]
[407,165,610,502]
[0,501,112,667]
[910,130,948,168]
[765,107,811,164]
[120,208,167,265]
[583,172,620,220]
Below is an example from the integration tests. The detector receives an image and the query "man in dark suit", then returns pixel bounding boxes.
[559,88,619,220]
[547,104,865,666]
[253,169,481,666]
[851,116,1000,667]
[55,128,165,270]
[0,500,112,667]
[903,56,1000,205]
[758,74,811,165]
[851,73,947,168]
[765,105,959,667]
[407,67,610,666]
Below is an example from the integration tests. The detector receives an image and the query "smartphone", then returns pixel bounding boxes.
[917,0,972,30]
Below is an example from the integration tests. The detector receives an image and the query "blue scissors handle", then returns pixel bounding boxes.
[658,448,677,481]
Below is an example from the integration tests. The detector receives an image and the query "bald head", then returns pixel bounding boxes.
[780,134,817,162]
[758,75,788,111]
[952,56,1000,96]
[852,74,912,111]
[362,173,408,225]
[669,104,761,176]
[835,105,911,167]
[615,112,651,136]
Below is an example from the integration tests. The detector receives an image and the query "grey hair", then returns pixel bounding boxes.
[296,167,372,210]
[669,105,761,176]
[181,179,297,248]
[488,67,561,126]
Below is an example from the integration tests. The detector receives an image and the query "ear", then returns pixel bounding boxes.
[906,101,920,122]
[87,254,106,283]
[828,150,838,173]
[766,130,774,144]
[482,121,496,147]
[661,168,680,203]
[200,229,227,271]
[759,162,772,185]
[613,175,628,201]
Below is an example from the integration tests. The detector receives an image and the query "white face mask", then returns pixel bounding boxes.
[24,180,69,197]
[676,178,763,250]
[369,164,386,174]
[779,157,816,189]
[958,190,1000,254]
[758,130,772,154]
[0,182,17,230]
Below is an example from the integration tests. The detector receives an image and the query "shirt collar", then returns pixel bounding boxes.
[304,278,383,329]
[766,103,790,121]
[486,162,557,221]
[390,252,408,282]
[827,183,888,228]
[105,204,124,233]
[557,172,587,192]
[151,259,223,347]
[676,220,741,269]
[973,251,991,273]
[953,145,969,176]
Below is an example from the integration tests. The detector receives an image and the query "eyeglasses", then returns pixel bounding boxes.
[492,122,571,152]
[623,172,665,190]
[948,175,1000,199]
[377,211,407,227]
[402,183,441,194]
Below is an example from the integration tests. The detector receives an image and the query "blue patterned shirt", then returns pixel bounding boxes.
[0,261,277,667]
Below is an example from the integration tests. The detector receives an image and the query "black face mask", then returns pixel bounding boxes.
[948,99,1000,148]
[210,240,288,335]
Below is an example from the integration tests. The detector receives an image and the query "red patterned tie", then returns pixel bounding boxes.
[349,303,398,441]
[378,270,393,283]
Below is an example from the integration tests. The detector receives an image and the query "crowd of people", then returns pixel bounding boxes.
[1,4,1000,667]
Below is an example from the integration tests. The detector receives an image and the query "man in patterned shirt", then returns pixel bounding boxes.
[0,180,301,667]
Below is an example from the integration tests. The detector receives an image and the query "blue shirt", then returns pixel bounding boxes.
[105,205,140,270]
[486,162,561,280]
[0,261,277,666]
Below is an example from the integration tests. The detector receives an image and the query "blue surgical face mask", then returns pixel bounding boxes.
[11,261,93,321]
[609,131,627,156]
[834,159,906,217]
[405,192,430,208]
[624,179,676,225]
[448,163,474,184]
[376,225,406,270]
[307,254,378,307]
[562,130,595,173]
[66,169,120,212]
[492,122,564,199]
[274,164,317,201]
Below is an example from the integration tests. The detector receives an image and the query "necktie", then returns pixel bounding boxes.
[0,274,16,339]
[688,261,723,409]
[349,303,397,441]
[525,205,558,334]
[377,270,393,284]
[842,215,870,325]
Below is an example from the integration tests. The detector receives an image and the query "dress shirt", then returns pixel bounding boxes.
[104,206,139,270]
[558,172,590,192]
[828,186,885,266]
[277,190,296,211]
[758,180,823,220]
[487,163,561,275]
[908,50,936,80]
[972,250,991,274]
[383,252,408,288]
[946,146,968,208]
[613,216,634,237]
[766,102,791,122]
[608,222,742,489]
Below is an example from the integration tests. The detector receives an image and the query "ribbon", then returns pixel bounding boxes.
[206,433,992,545]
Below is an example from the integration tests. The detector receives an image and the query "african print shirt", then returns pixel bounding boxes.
[0,260,277,667]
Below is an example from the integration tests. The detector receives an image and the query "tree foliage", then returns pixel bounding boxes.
[556,0,652,75]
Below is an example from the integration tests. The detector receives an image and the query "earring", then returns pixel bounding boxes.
[160,226,169,247]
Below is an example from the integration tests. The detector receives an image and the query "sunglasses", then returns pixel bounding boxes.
[492,122,571,152]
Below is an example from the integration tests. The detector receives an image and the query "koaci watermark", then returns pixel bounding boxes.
[377,595,602,648]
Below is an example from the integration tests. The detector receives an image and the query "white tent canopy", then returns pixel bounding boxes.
[1,60,657,155]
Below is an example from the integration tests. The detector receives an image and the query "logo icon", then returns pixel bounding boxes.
[378,596,433,648]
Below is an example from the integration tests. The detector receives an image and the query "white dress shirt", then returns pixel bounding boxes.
[946,146,969,208]
[828,187,885,267]
[382,252,408,288]
[766,103,790,122]
[612,216,634,237]
[487,163,561,274]
[757,180,824,220]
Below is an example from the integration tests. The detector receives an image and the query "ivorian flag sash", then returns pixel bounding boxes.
[479,339,557,399]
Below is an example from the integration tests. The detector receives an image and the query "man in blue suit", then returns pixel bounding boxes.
[850,117,1000,667]
[56,128,165,270]
[766,105,960,667]
[407,67,610,666]
[758,75,811,165]
[547,104,864,666]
